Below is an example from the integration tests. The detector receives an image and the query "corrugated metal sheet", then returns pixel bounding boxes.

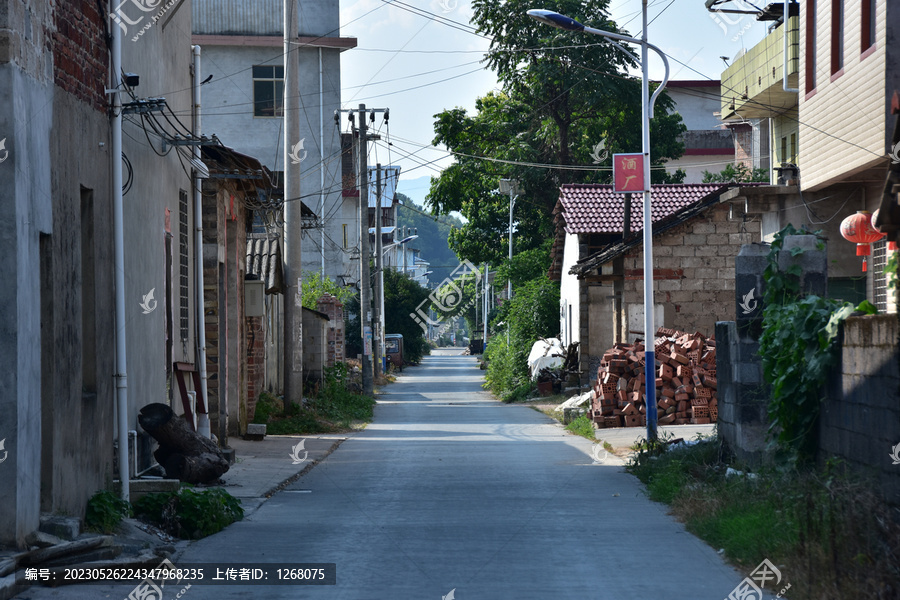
[193,0,283,36]
[246,235,284,294]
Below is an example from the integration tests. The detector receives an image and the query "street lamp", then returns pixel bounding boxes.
[528,5,670,441]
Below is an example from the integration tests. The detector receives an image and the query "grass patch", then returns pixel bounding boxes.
[564,414,595,441]
[253,363,375,434]
[627,441,900,598]
[133,486,243,539]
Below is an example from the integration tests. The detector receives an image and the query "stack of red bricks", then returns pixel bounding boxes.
[589,327,718,428]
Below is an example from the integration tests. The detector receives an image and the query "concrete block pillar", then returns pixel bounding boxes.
[718,236,827,465]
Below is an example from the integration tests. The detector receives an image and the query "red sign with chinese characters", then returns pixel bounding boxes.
[613,153,645,193]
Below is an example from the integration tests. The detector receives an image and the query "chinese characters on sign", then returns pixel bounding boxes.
[613,153,645,193]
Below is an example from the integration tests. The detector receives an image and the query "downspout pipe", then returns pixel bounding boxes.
[192,45,211,438]
[783,1,799,93]
[110,0,130,501]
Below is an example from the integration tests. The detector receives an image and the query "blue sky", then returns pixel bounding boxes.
[338,0,773,203]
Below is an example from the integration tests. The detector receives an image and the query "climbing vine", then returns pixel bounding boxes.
[759,226,876,459]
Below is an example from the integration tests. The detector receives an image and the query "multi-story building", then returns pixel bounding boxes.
[192,0,358,282]
[716,0,897,310]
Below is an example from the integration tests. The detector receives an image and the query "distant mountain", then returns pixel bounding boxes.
[395,192,463,287]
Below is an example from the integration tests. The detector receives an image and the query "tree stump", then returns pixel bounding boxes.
[138,403,229,484]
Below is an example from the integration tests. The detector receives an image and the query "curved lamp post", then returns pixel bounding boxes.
[527,5,670,440]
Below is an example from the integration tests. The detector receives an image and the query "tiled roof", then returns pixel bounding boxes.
[558,183,728,235]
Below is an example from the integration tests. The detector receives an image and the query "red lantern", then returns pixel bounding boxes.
[840,210,885,272]
[871,209,898,252]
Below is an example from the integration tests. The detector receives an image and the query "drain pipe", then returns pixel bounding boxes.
[110,0,130,501]
[783,1,799,93]
[192,45,211,438]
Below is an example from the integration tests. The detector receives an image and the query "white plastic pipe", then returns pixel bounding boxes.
[111,0,130,500]
[192,45,211,438]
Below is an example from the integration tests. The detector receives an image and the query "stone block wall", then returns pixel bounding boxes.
[622,204,760,337]
[820,315,900,503]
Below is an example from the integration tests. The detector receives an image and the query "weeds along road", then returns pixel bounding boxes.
[18,349,751,600]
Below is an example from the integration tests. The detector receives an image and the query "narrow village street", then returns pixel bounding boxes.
[14,349,752,600]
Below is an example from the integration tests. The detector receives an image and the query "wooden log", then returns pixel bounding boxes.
[139,403,229,484]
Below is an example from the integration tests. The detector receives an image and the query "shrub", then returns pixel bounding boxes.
[133,486,243,539]
[85,490,133,533]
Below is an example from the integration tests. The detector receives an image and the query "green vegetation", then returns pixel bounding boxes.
[84,490,133,533]
[702,162,769,183]
[252,364,375,434]
[133,486,243,539]
[627,441,900,599]
[301,270,354,310]
[345,269,432,364]
[758,226,876,459]
[564,414,595,440]
[426,0,685,268]
[484,274,560,400]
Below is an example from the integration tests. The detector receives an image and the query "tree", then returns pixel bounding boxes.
[702,163,769,183]
[301,271,354,310]
[426,0,687,268]
[382,268,433,364]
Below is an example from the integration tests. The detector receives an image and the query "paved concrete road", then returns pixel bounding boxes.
[18,351,752,599]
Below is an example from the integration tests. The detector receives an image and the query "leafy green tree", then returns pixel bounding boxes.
[427,0,686,267]
[301,271,354,310]
[702,163,769,183]
[382,268,432,363]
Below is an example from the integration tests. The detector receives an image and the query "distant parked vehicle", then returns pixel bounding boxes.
[385,334,404,371]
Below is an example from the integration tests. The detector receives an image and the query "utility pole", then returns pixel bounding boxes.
[374,163,383,377]
[283,0,303,404]
[357,104,373,394]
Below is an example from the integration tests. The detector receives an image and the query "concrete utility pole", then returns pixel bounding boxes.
[357,104,374,395]
[374,163,383,377]
[283,0,303,403]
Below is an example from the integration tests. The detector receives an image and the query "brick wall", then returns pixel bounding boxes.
[730,123,754,170]
[53,1,107,113]
[316,294,345,366]
[621,204,760,337]
[820,315,900,503]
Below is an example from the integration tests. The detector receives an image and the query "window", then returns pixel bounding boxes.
[861,0,876,52]
[342,223,349,248]
[806,0,817,92]
[252,65,284,117]
[781,136,788,164]
[831,0,844,74]
[790,133,797,163]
